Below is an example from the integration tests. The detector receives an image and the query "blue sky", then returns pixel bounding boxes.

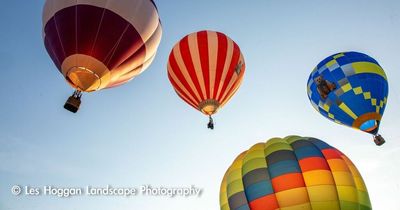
[1,0,400,209]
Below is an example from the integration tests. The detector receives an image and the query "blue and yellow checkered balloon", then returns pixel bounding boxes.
[307,52,389,145]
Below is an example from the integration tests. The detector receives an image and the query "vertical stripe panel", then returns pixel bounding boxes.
[172,43,202,102]
[218,43,241,102]
[220,57,245,106]
[179,36,205,101]
[168,53,201,104]
[213,32,228,99]
[188,33,207,99]
[167,63,199,107]
[197,31,211,98]
[215,38,234,100]
[208,31,219,100]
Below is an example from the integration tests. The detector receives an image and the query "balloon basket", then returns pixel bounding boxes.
[64,90,82,113]
[373,134,385,146]
[207,116,214,130]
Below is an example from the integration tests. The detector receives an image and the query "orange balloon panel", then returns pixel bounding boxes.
[220,136,371,210]
[167,30,245,115]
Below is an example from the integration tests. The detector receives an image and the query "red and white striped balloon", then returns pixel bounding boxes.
[43,0,162,92]
[167,30,245,124]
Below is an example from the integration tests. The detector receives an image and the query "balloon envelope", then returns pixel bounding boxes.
[220,136,371,210]
[42,0,162,92]
[307,52,388,135]
[167,30,245,116]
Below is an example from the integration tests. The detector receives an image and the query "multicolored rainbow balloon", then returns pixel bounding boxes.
[220,136,371,210]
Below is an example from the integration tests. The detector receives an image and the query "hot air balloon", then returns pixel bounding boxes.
[307,52,389,145]
[167,30,245,129]
[42,0,162,113]
[220,136,371,210]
